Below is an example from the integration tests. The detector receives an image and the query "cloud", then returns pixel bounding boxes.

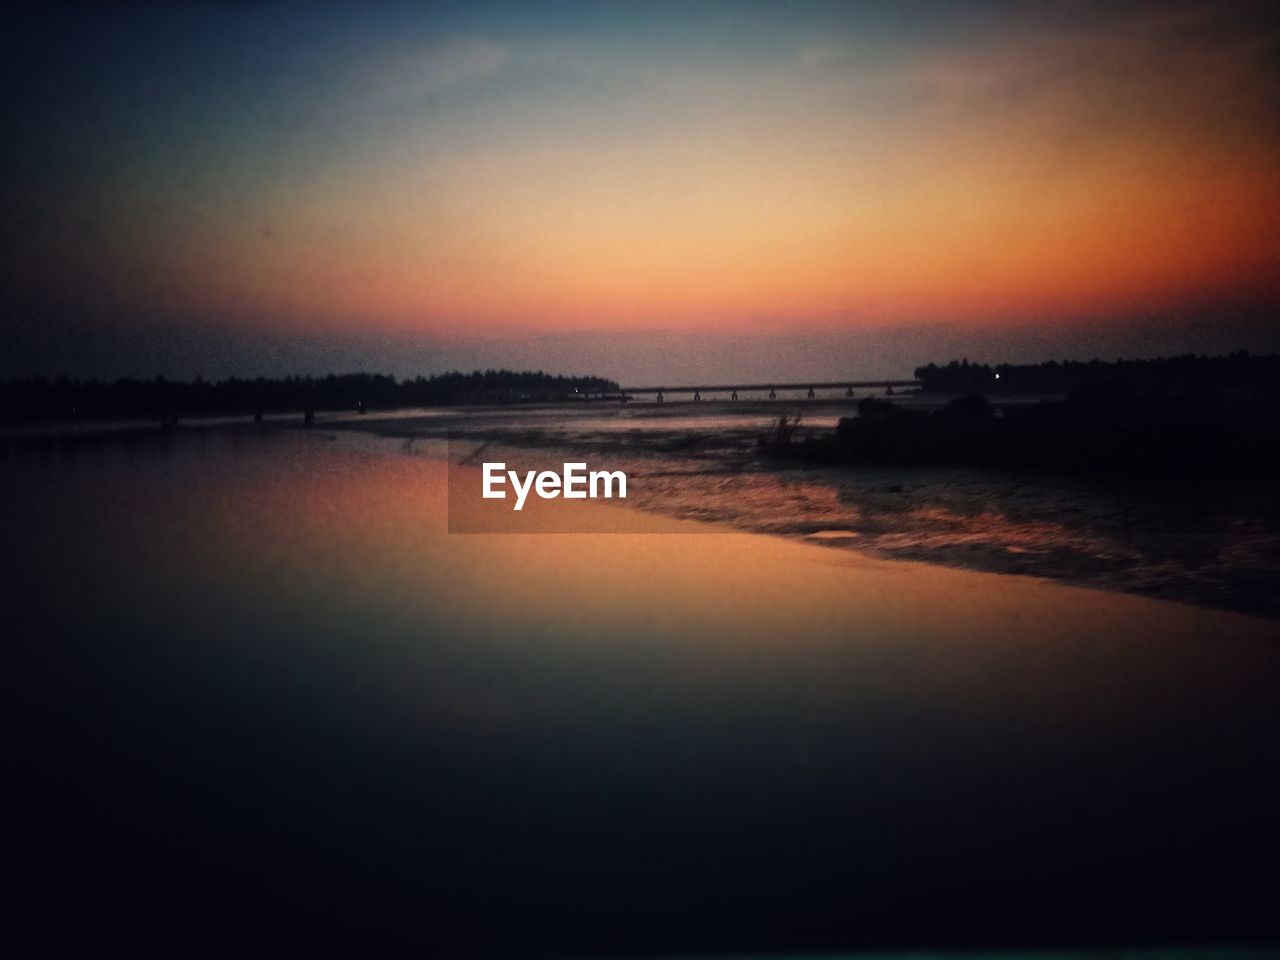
[369,40,509,101]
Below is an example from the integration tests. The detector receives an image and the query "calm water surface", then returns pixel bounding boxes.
[5,428,1279,954]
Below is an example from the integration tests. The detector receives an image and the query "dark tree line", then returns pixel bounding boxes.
[914,351,1280,395]
[768,375,1280,480]
[0,370,620,422]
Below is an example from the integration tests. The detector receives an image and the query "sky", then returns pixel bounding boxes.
[3,0,1279,382]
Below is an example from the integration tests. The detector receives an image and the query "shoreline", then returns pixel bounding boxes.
[317,425,1280,627]
[7,411,1278,622]
[324,421,1280,623]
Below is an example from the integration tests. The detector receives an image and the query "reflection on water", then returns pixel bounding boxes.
[4,428,1279,953]
[333,400,1280,617]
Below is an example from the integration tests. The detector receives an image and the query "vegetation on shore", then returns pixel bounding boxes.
[915,350,1280,395]
[767,355,1280,479]
[0,369,620,422]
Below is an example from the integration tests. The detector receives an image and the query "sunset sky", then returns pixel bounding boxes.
[3,1,1279,381]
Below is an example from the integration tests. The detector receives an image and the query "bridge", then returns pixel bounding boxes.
[618,379,921,401]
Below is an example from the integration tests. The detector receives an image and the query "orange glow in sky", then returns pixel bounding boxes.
[7,2,1280,343]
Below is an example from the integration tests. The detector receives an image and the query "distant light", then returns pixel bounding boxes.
[994,373,1000,379]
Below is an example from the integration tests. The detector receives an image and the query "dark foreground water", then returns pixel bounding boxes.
[4,428,1279,955]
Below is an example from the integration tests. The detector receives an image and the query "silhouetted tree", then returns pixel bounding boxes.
[0,369,620,422]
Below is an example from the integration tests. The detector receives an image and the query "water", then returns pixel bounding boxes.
[4,427,1278,954]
